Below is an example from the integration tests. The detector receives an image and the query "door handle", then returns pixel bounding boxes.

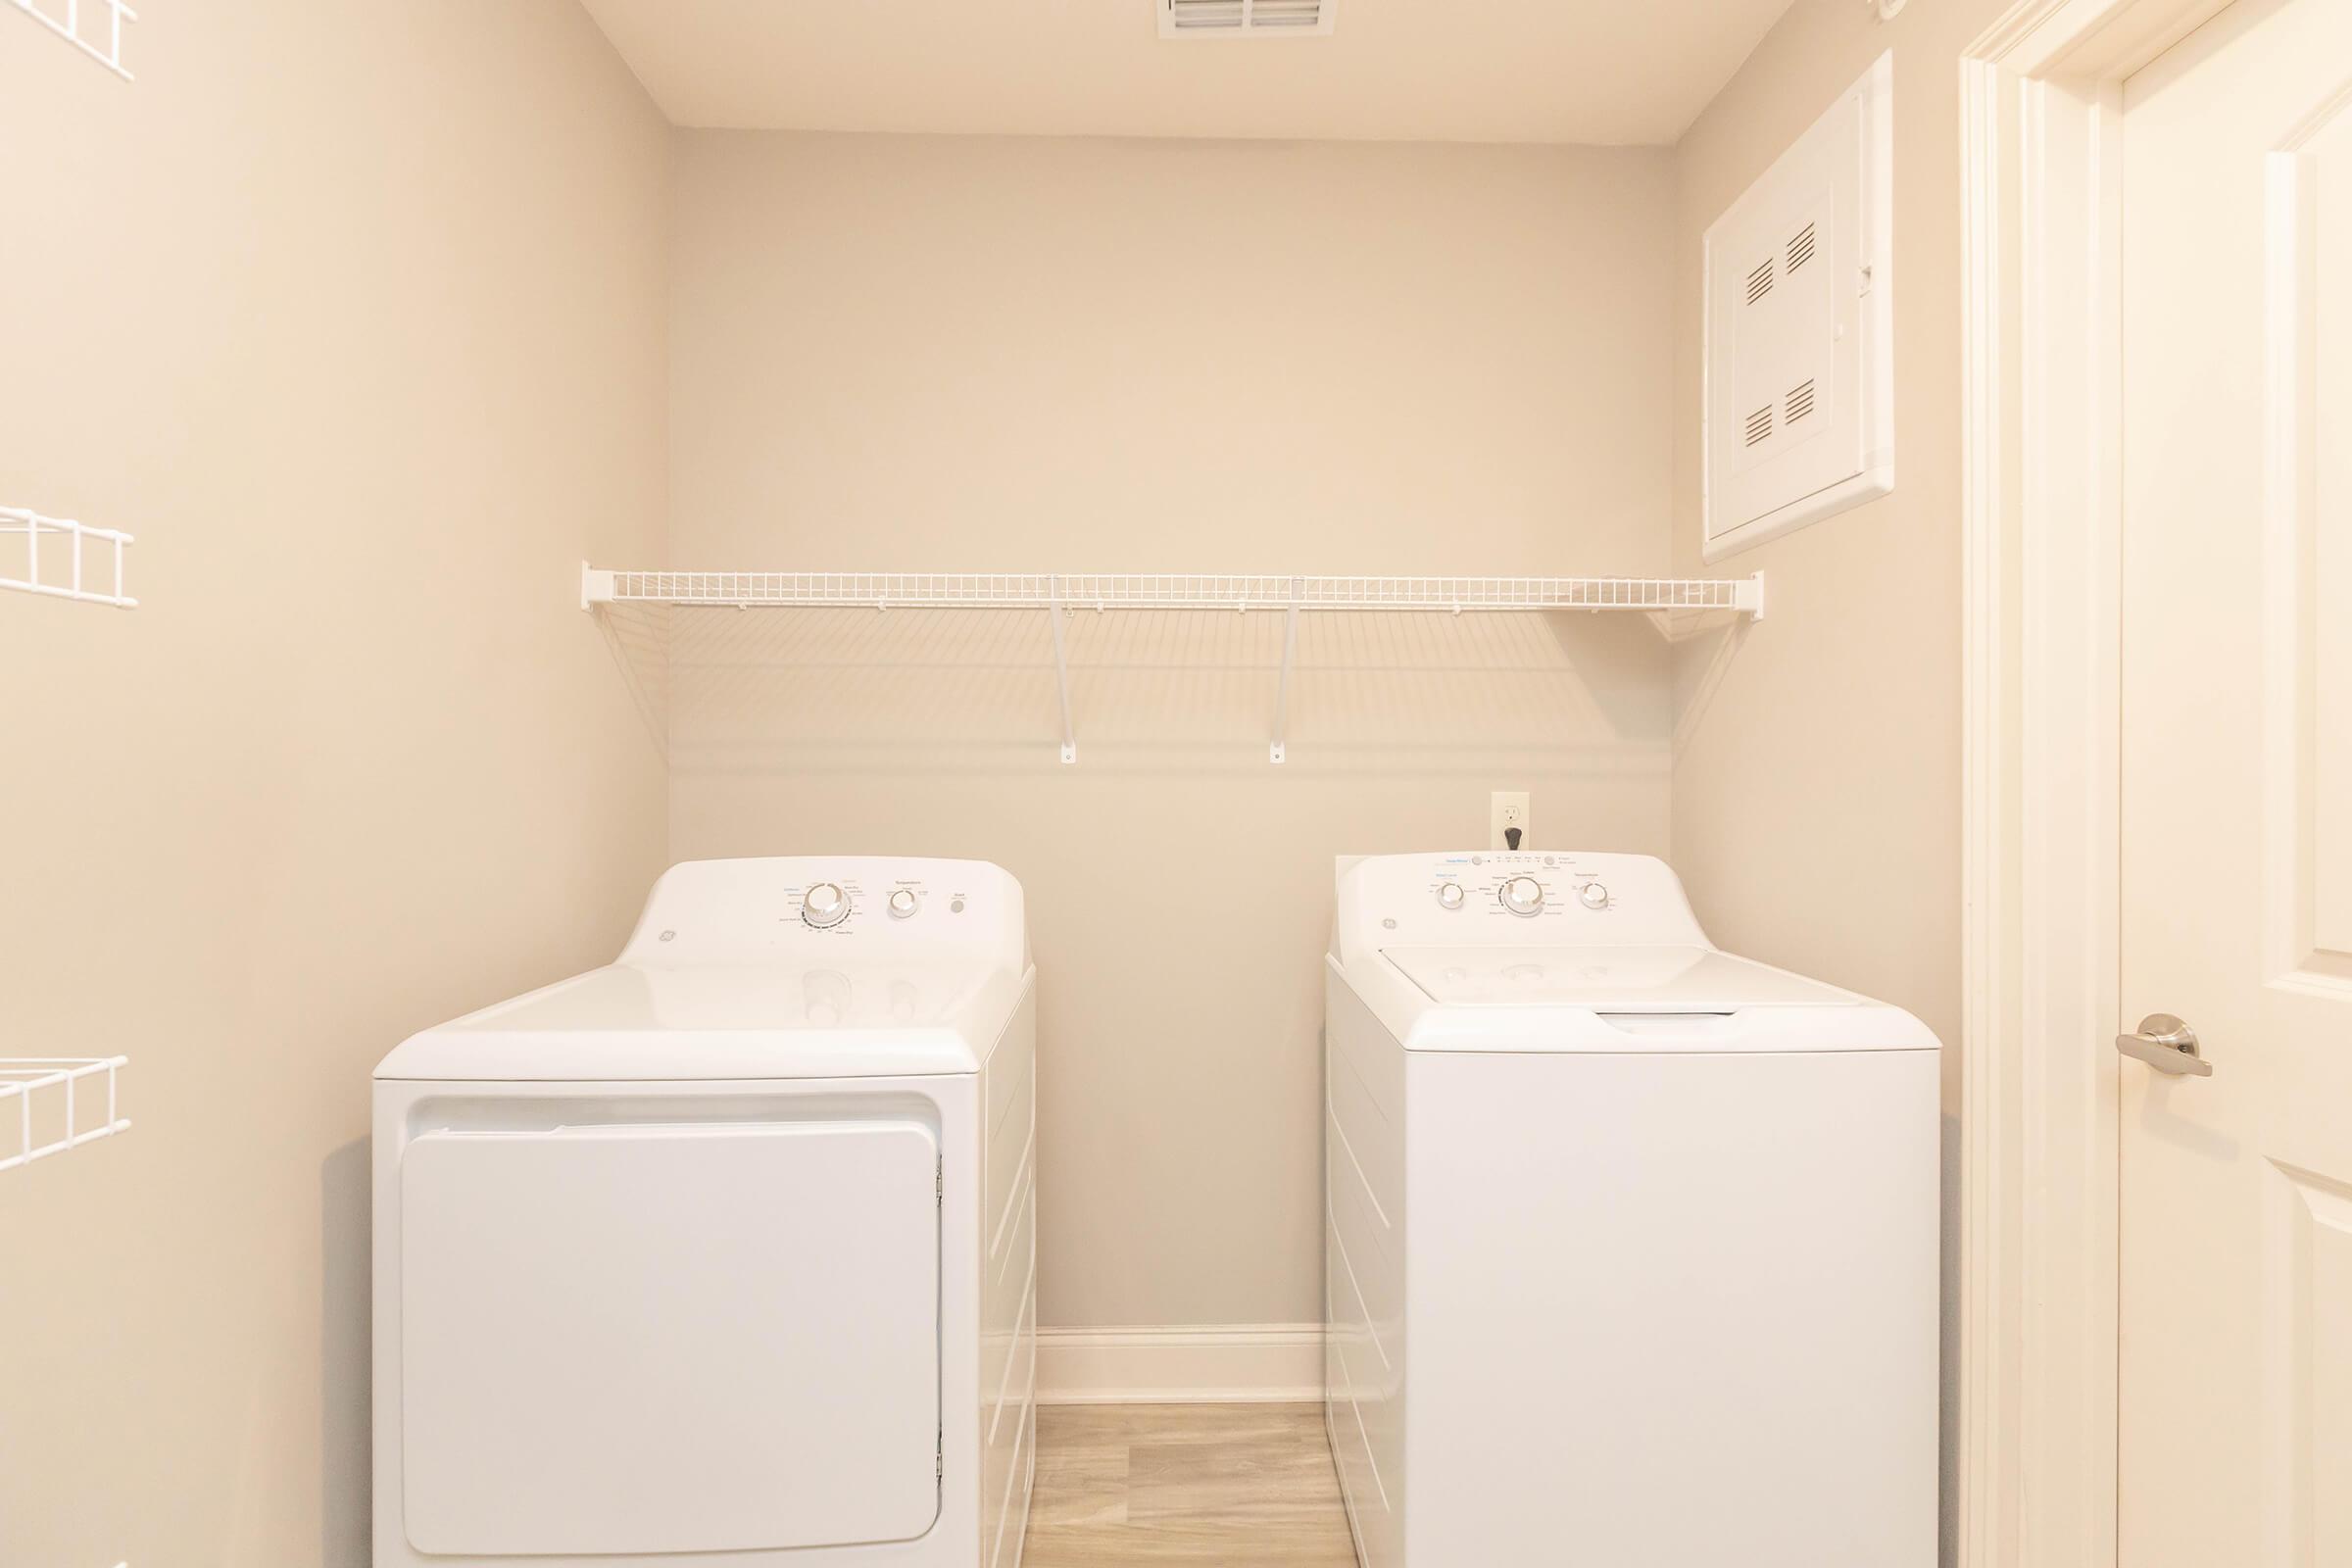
[2115,1013,2213,1077]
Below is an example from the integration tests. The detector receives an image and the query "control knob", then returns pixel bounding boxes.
[1579,882,1610,910]
[1499,875,1544,917]
[802,882,851,928]
[1435,882,1466,910]
[887,888,919,920]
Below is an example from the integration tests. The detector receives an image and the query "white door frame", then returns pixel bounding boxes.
[1957,2,2234,1565]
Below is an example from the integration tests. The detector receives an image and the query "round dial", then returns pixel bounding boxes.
[887,888,919,919]
[802,882,851,928]
[1435,882,1466,910]
[1499,875,1544,917]
[1579,881,1610,909]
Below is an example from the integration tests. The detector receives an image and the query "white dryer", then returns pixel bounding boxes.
[373,857,1037,1568]
[1323,852,1937,1567]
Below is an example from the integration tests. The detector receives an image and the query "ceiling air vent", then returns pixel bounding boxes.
[1159,0,1336,38]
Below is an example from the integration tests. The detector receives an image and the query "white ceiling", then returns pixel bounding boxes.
[577,0,1794,147]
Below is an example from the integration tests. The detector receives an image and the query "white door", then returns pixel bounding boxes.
[400,1118,941,1557]
[2122,2,2352,1562]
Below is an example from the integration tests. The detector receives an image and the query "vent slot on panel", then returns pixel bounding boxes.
[1160,0,1334,35]
[1244,0,1325,25]
[1744,405,1775,447]
[1788,222,1818,271]
[1785,378,1817,423]
[1745,259,1774,305]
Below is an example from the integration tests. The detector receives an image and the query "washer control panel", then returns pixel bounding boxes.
[779,873,933,935]
[1341,851,1704,957]
[620,857,1027,966]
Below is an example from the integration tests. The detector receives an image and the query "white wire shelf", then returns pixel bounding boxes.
[1,506,138,608]
[1,1056,131,1174]
[7,0,136,78]
[581,568,1763,616]
[580,564,1763,765]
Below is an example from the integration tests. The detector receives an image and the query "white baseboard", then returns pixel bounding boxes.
[1034,1323,1325,1405]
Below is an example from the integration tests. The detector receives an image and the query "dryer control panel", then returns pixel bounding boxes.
[1330,851,1708,967]
[618,856,1028,972]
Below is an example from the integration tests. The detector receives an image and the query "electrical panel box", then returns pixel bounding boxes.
[1701,51,1893,562]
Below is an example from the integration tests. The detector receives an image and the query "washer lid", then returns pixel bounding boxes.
[374,959,1029,1081]
[454,960,993,1033]
[1382,945,1863,1010]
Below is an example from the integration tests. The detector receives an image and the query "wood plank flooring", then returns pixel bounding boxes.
[1022,1402,1359,1566]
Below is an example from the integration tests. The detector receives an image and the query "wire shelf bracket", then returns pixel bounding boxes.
[1046,574,1077,763]
[1269,575,1303,764]
[1,1056,131,1174]
[2,507,138,608]
[581,564,1765,764]
[7,0,136,78]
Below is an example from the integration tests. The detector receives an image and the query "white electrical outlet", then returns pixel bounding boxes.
[1490,791,1530,851]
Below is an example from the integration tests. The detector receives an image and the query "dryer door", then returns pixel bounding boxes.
[399,1118,941,1556]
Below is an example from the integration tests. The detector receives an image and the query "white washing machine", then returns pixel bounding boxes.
[1323,852,1937,1567]
[372,857,1037,1568]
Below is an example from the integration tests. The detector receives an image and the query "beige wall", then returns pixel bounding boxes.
[0,4,668,1564]
[1667,3,2012,1558]
[666,132,1678,1330]
[1672,0,2009,1090]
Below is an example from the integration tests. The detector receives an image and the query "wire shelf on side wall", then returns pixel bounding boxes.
[1,1056,131,1174]
[7,0,137,78]
[4,1056,135,1568]
[580,564,1764,765]
[0,507,138,608]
